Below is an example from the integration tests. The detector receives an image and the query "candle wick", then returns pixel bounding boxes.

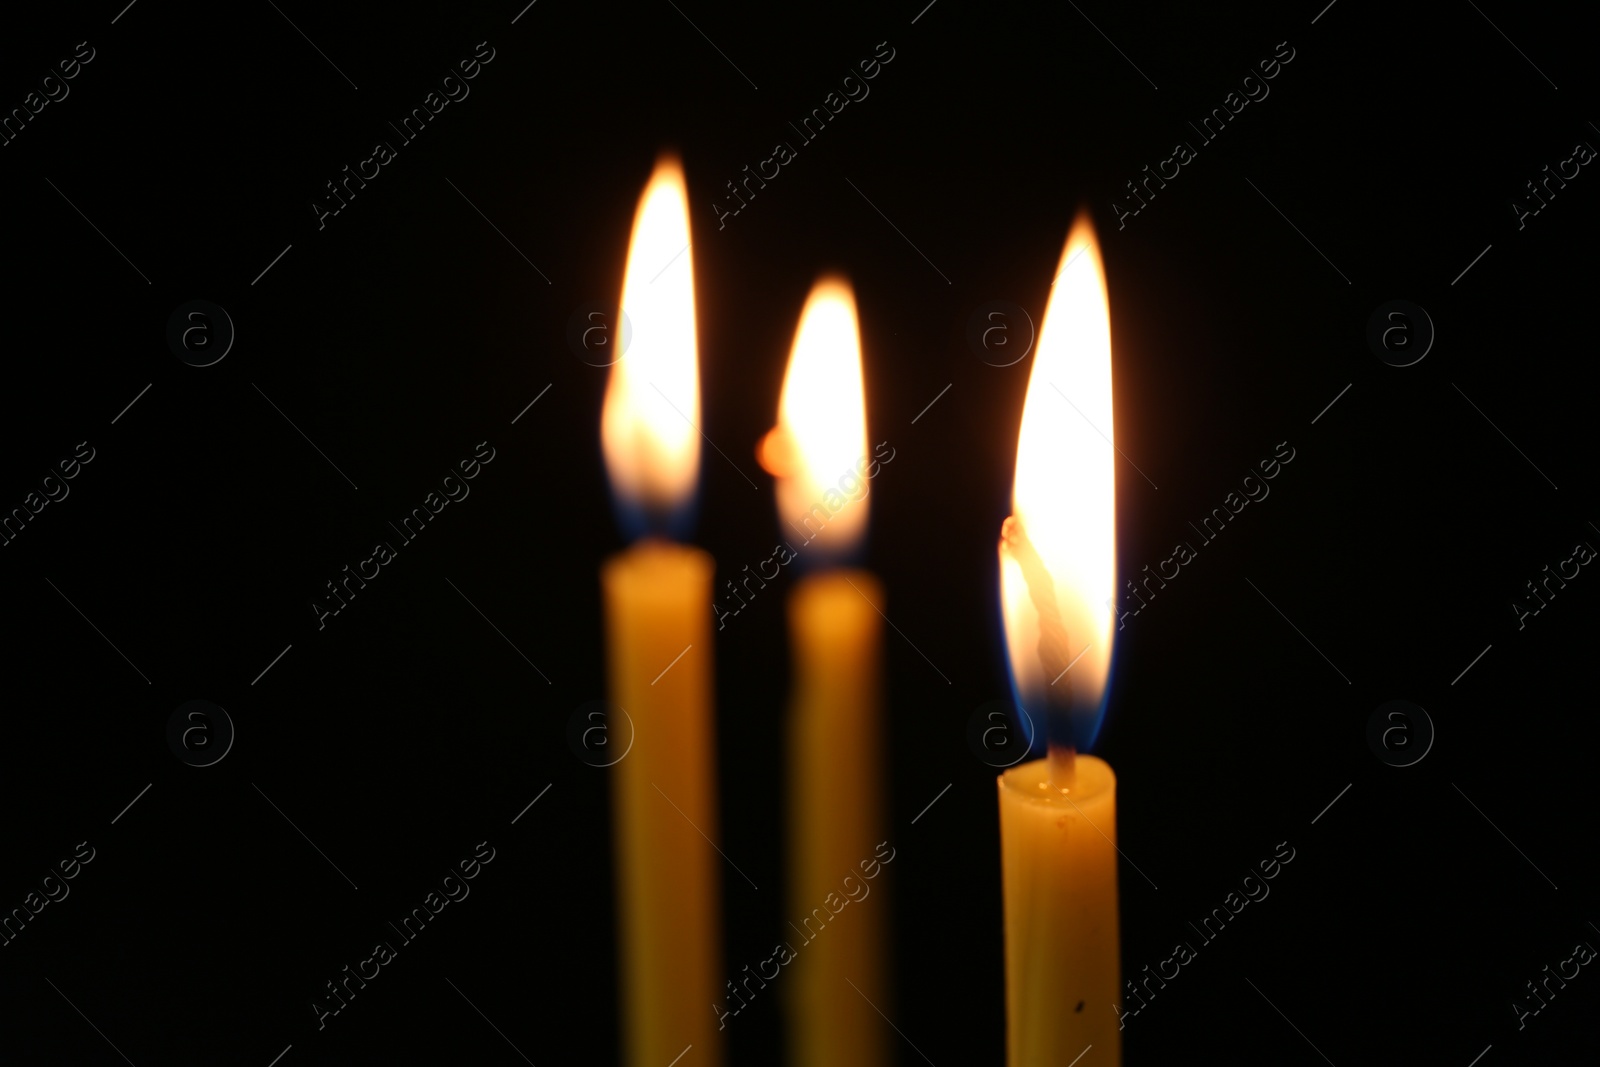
[1001,515,1079,763]
[1001,517,1074,697]
[1048,741,1077,792]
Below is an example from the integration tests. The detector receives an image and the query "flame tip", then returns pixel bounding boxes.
[802,274,856,308]
[650,149,685,172]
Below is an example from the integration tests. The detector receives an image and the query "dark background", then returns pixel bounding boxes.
[1,1,1596,1064]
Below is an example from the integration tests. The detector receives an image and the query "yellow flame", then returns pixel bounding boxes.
[601,155,700,515]
[1000,210,1116,709]
[761,276,869,558]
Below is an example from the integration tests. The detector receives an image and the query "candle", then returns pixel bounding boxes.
[601,155,724,1067]
[760,278,888,1067]
[997,210,1122,1066]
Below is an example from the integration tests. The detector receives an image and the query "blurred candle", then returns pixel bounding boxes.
[601,154,723,1067]
[997,211,1122,1066]
[760,277,888,1067]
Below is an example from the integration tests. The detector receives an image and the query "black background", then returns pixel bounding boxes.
[2,1,1597,1064]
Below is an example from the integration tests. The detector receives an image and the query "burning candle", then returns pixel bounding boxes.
[760,277,888,1067]
[600,154,724,1067]
[997,210,1122,1066]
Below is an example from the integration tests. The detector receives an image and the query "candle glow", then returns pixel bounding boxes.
[602,155,701,531]
[601,153,724,1067]
[1000,210,1117,748]
[996,209,1124,1066]
[767,275,888,1067]
[761,276,870,565]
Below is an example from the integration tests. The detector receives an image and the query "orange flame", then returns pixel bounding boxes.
[1000,210,1116,716]
[760,276,870,560]
[601,155,700,522]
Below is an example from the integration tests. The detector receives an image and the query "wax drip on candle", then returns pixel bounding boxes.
[1000,514,1077,792]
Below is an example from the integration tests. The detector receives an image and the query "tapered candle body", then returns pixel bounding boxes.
[785,569,888,1067]
[604,540,723,1067]
[999,754,1121,1066]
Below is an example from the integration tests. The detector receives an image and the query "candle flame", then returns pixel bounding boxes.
[760,276,869,565]
[602,154,701,536]
[999,210,1116,746]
